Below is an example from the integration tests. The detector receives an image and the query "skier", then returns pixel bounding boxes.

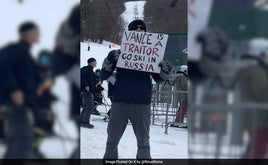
[102,19,173,159]
[80,58,98,129]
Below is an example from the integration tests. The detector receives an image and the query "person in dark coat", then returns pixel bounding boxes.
[0,21,40,158]
[80,58,98,129]
[102,19,173,159]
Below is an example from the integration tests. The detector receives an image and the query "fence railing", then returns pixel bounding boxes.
[151,90,188,134]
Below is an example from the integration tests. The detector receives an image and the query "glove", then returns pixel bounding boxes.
[159,60,172,81]
[102,50,120,72]
[107,50,120,64]
[197,27,229,61]
[102,58,116,72]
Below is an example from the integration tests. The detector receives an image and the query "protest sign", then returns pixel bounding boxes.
[116,30,168,73]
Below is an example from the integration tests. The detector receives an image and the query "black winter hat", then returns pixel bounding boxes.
[19,21,38,35]
[87,58,96,64]
[128,19,146,32]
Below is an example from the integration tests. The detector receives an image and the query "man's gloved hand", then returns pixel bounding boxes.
[197,27,229,61]
[107,50,120,63]
[159,60,173,80]
[102,50,120,72]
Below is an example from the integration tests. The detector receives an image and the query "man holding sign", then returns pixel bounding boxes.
[102,19,172,159]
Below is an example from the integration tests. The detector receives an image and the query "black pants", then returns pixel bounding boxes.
[103,102,151,159]
[4,105,34,158]
[71,84,80,125]
[80,92,94,123]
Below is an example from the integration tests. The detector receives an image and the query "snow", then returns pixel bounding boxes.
[121,1,146,27]
[80,42,120,69]
[0,0,78,58]
[81,105,188,159]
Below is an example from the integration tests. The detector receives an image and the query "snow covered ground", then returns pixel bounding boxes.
[81,105,187,159]
[121,1,146,26]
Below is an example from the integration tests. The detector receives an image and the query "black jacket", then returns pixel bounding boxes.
[0,40,39,107]
[101,50,164,104]
[80,65,97,93]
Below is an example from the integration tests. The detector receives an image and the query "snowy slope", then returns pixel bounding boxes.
[81,112,187,159]
[80,42,120,69]
[121,1,146,26]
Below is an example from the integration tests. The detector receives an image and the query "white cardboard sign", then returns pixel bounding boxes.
[116,30,168,73]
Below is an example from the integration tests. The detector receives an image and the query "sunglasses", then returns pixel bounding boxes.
[130,25,146,31]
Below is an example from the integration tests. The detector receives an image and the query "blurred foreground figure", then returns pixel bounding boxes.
[51,4,80,158]
[188,0,268,159]
[239,39,268,158]
[0,22,40,158]
[52,4,80,122]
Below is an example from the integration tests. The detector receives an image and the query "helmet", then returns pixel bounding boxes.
[248,38,268,57]
[179,65,188,73]
[95,69,102,78]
